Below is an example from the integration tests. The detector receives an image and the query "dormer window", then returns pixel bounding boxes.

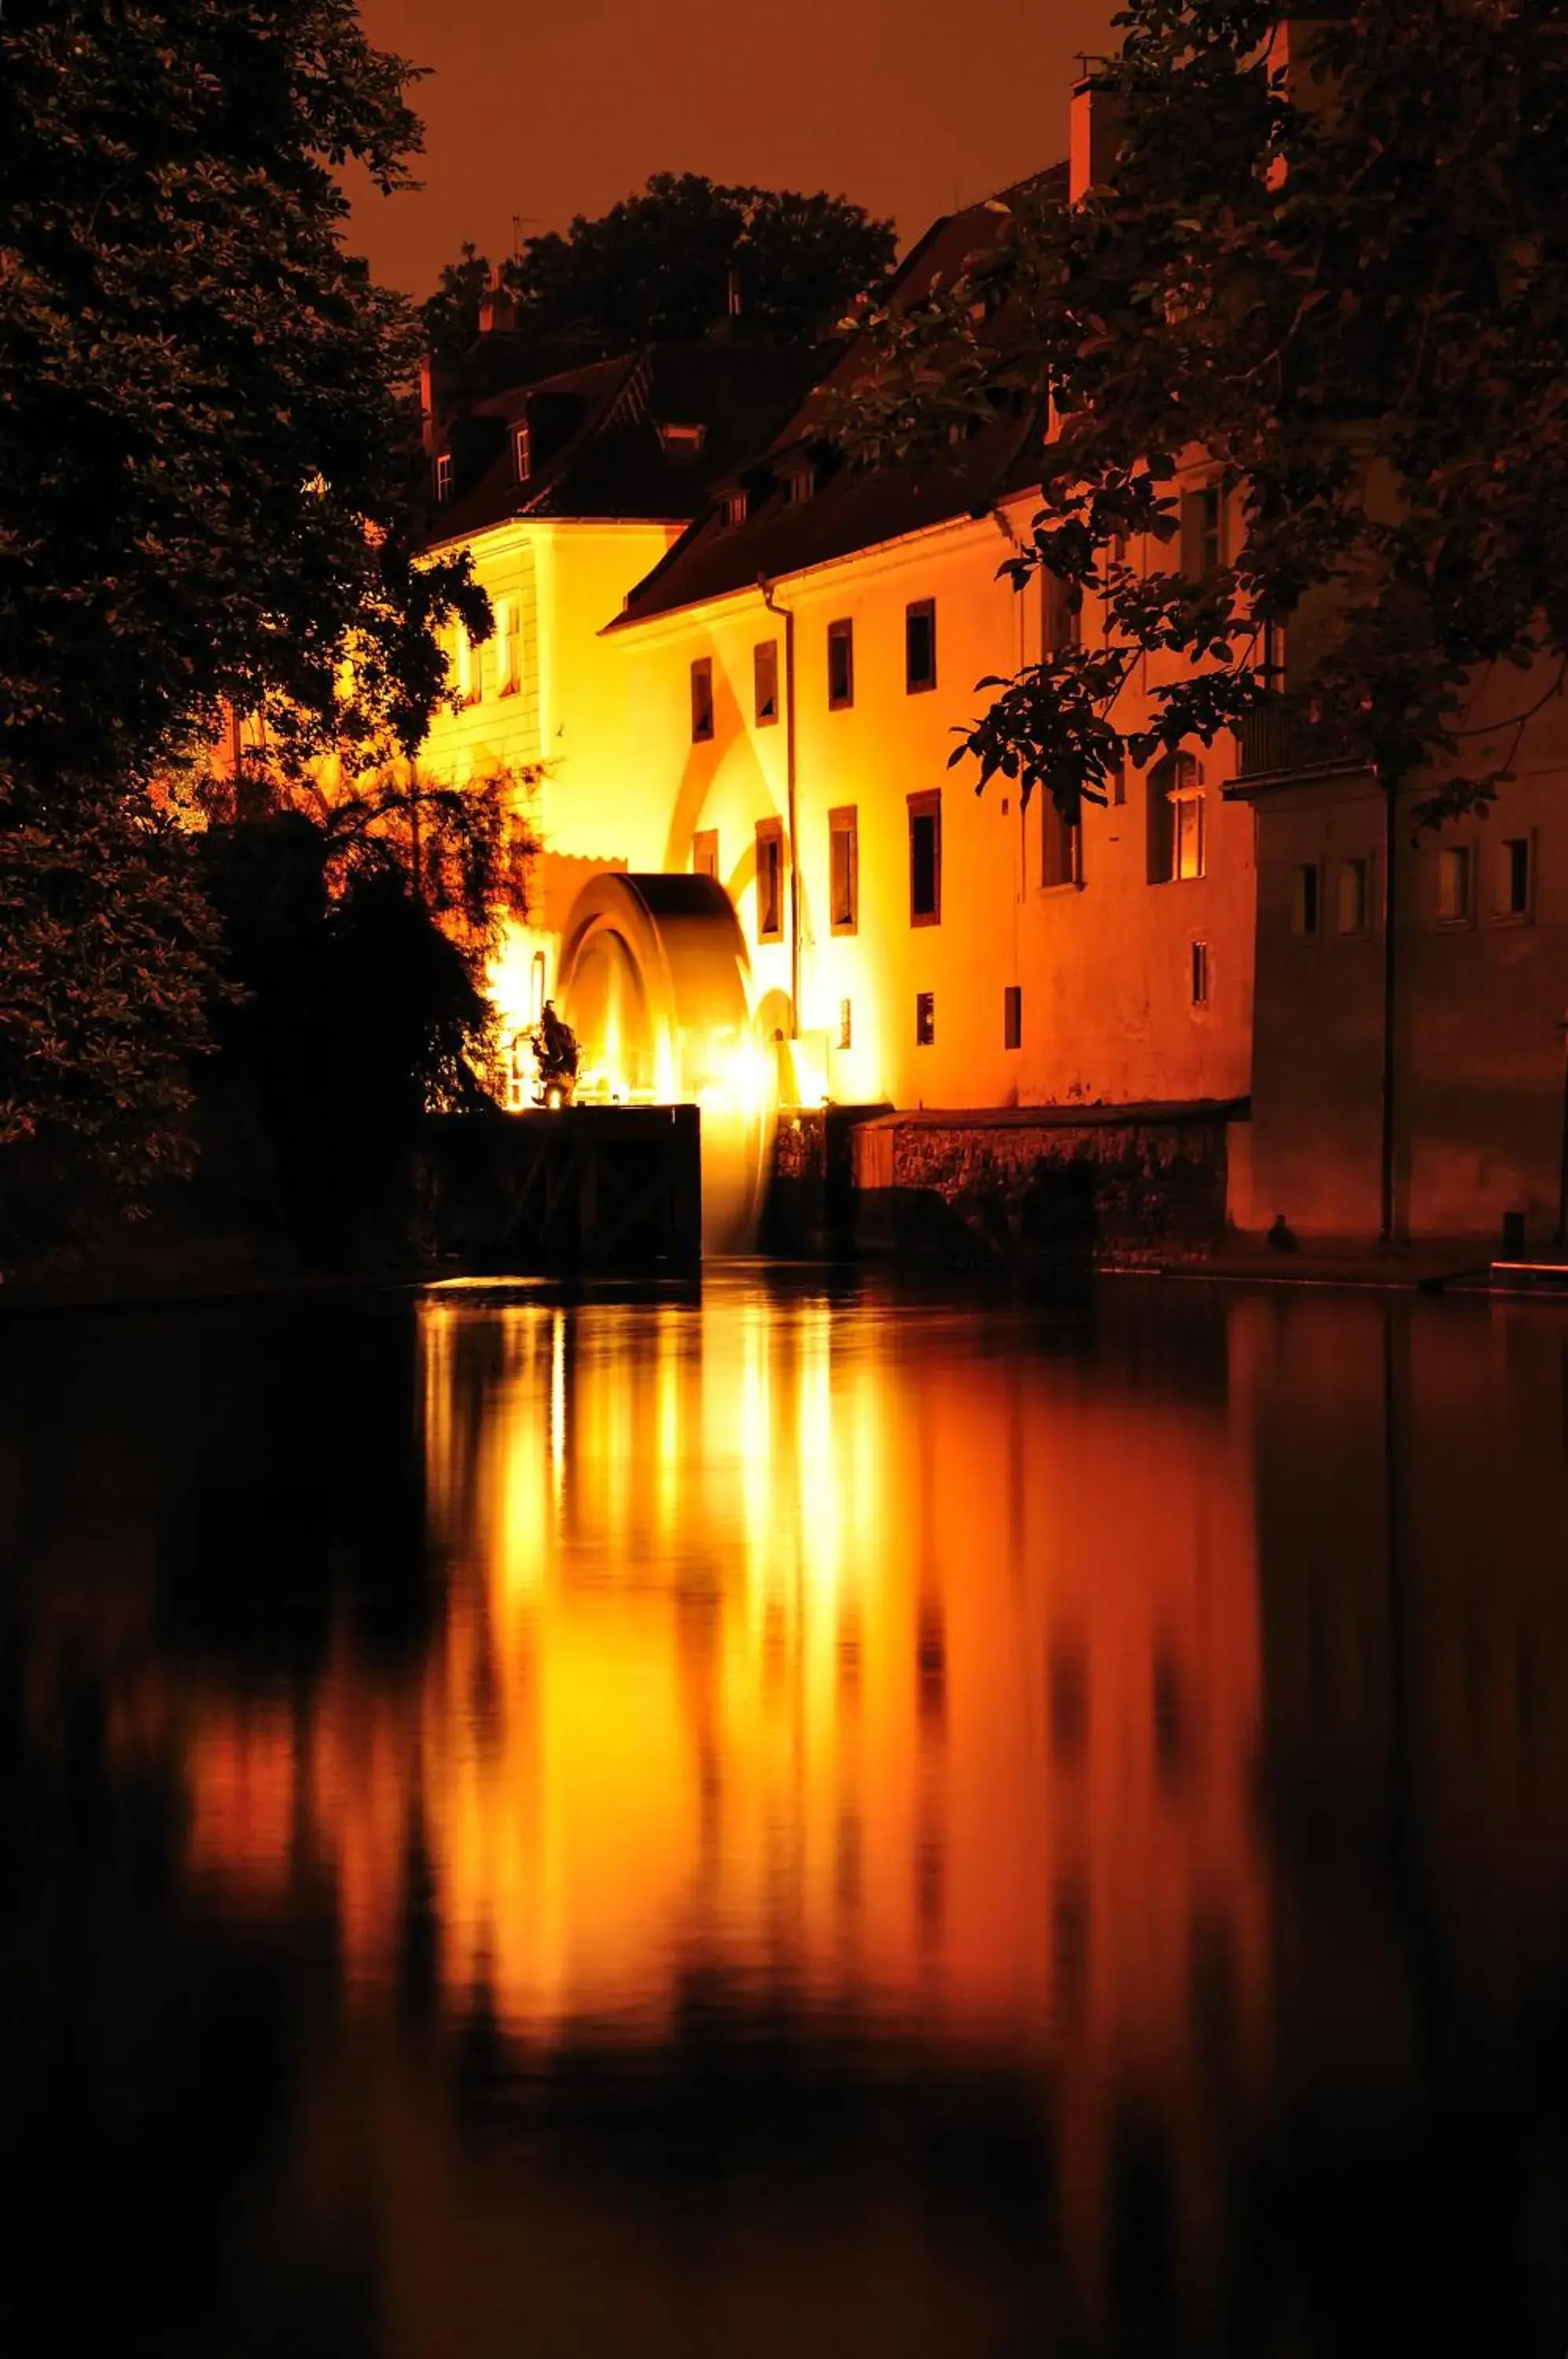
[433,452,452,503]
[513,421,532,484]
[659,421,706,459]
[720,489,748,529]
[784,464,815,506]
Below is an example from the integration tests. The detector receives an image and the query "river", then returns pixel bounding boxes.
[2,1273,1565,2356]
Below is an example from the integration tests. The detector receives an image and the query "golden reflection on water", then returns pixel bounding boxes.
[183,1280,1270,2291]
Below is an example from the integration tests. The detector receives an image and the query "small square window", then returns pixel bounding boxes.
[908,791,941,926]
[1191,940,1210,1007]
[720,489,748,529]
[915,991,935,1047]
[1003,985,1022,1051]
[829,806,858,934]
[756,820,784,942]
[1336,856,1369,936]
[1437,842,1473,924]
[513,420,532,483]
[838,998,852,1051]
[690,657,715,744]
[1291,863,1320,937]
[906,599,937,694]
[1496,835,1533,921]
[659,421,705,459]
[753,639,778,726]
[827,619,854,710]
[693,828,718,881]
[434,452,452,502]
[784,464,815,506]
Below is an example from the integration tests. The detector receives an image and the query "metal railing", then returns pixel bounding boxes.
[1232,696,1367,783]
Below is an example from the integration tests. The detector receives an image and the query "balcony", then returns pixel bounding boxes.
[1231,696,1368,786]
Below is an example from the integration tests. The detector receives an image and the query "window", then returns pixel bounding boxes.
[693,828,718,881]
[838,998,852,1051]
[1043,801,1080,889]
[493,599,517,696]
[513,420,532,483]
[1497,835,1533,921]
[1004,985,1023,1051]
[455,624,479,705]
[690,657,715,743]
[1110,759,1127,808]
[1437,842,1473,924]
[1191,940,1210,1007]
[908,789,941,925]
[1043,570,1082,657]
[1336,856,1369,936]
[659,421,705,459]
[1291,862,1320,937]
[720,489,748,529]
[756,819,784,942]
[827,618,854,710]
[753,639,778,726]
[905,598,937,694]
[915,991,936,1047]
[1182,483,1223,580]
[433,451,452,502]
[784,463,815,506]
[829,805,858,933]
[1148,752,1205,882]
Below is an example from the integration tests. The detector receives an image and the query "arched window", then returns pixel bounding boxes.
[1147,751,1205,883]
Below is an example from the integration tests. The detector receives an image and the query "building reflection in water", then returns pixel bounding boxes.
[177,1282,1270,2331]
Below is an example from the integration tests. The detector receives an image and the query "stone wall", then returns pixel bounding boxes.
[844,1103,1243,1269]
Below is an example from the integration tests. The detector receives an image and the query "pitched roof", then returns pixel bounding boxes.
[607,170,1068,631]
[421,340,826,548]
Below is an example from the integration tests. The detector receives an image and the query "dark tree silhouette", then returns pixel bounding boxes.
[422,174,896,359]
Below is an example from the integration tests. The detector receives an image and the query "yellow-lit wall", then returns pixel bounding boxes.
[612,494,1257,1113]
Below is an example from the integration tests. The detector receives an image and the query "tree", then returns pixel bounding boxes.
[197,789,511,1267]
[842,1,1568,1237]
[422,174,896,359]
[0,0,489,1243]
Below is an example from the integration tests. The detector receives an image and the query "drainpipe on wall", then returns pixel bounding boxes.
[758,578,801,1034]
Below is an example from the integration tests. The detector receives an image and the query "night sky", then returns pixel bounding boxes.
[351,0,1119,297]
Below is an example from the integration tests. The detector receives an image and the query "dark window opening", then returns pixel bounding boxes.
[908,791,941,925]
[753,639,778,726]
[829,806,858,933]
[756,822,783,942]
[827,619,854,710]
[906,598,937,694]
[1292,863,1320,937]
[1043,801,1080,888]
[1004,984,1023,1051]
[915,991,935,1047]
[1191,940,1210,1007]
[690,657,715,744]
[1499,835,1532,918]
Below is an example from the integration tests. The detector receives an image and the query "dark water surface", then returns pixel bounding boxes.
[3,1273,1567,2356]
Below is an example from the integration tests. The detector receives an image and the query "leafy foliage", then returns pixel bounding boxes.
[197,808,495,1267]
[0,0,495,1250]
[422,175,896,360]
[838,1,1568,823]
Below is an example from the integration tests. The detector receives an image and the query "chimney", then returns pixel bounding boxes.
[479,273,518,337]
[1069,72,1124,204]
